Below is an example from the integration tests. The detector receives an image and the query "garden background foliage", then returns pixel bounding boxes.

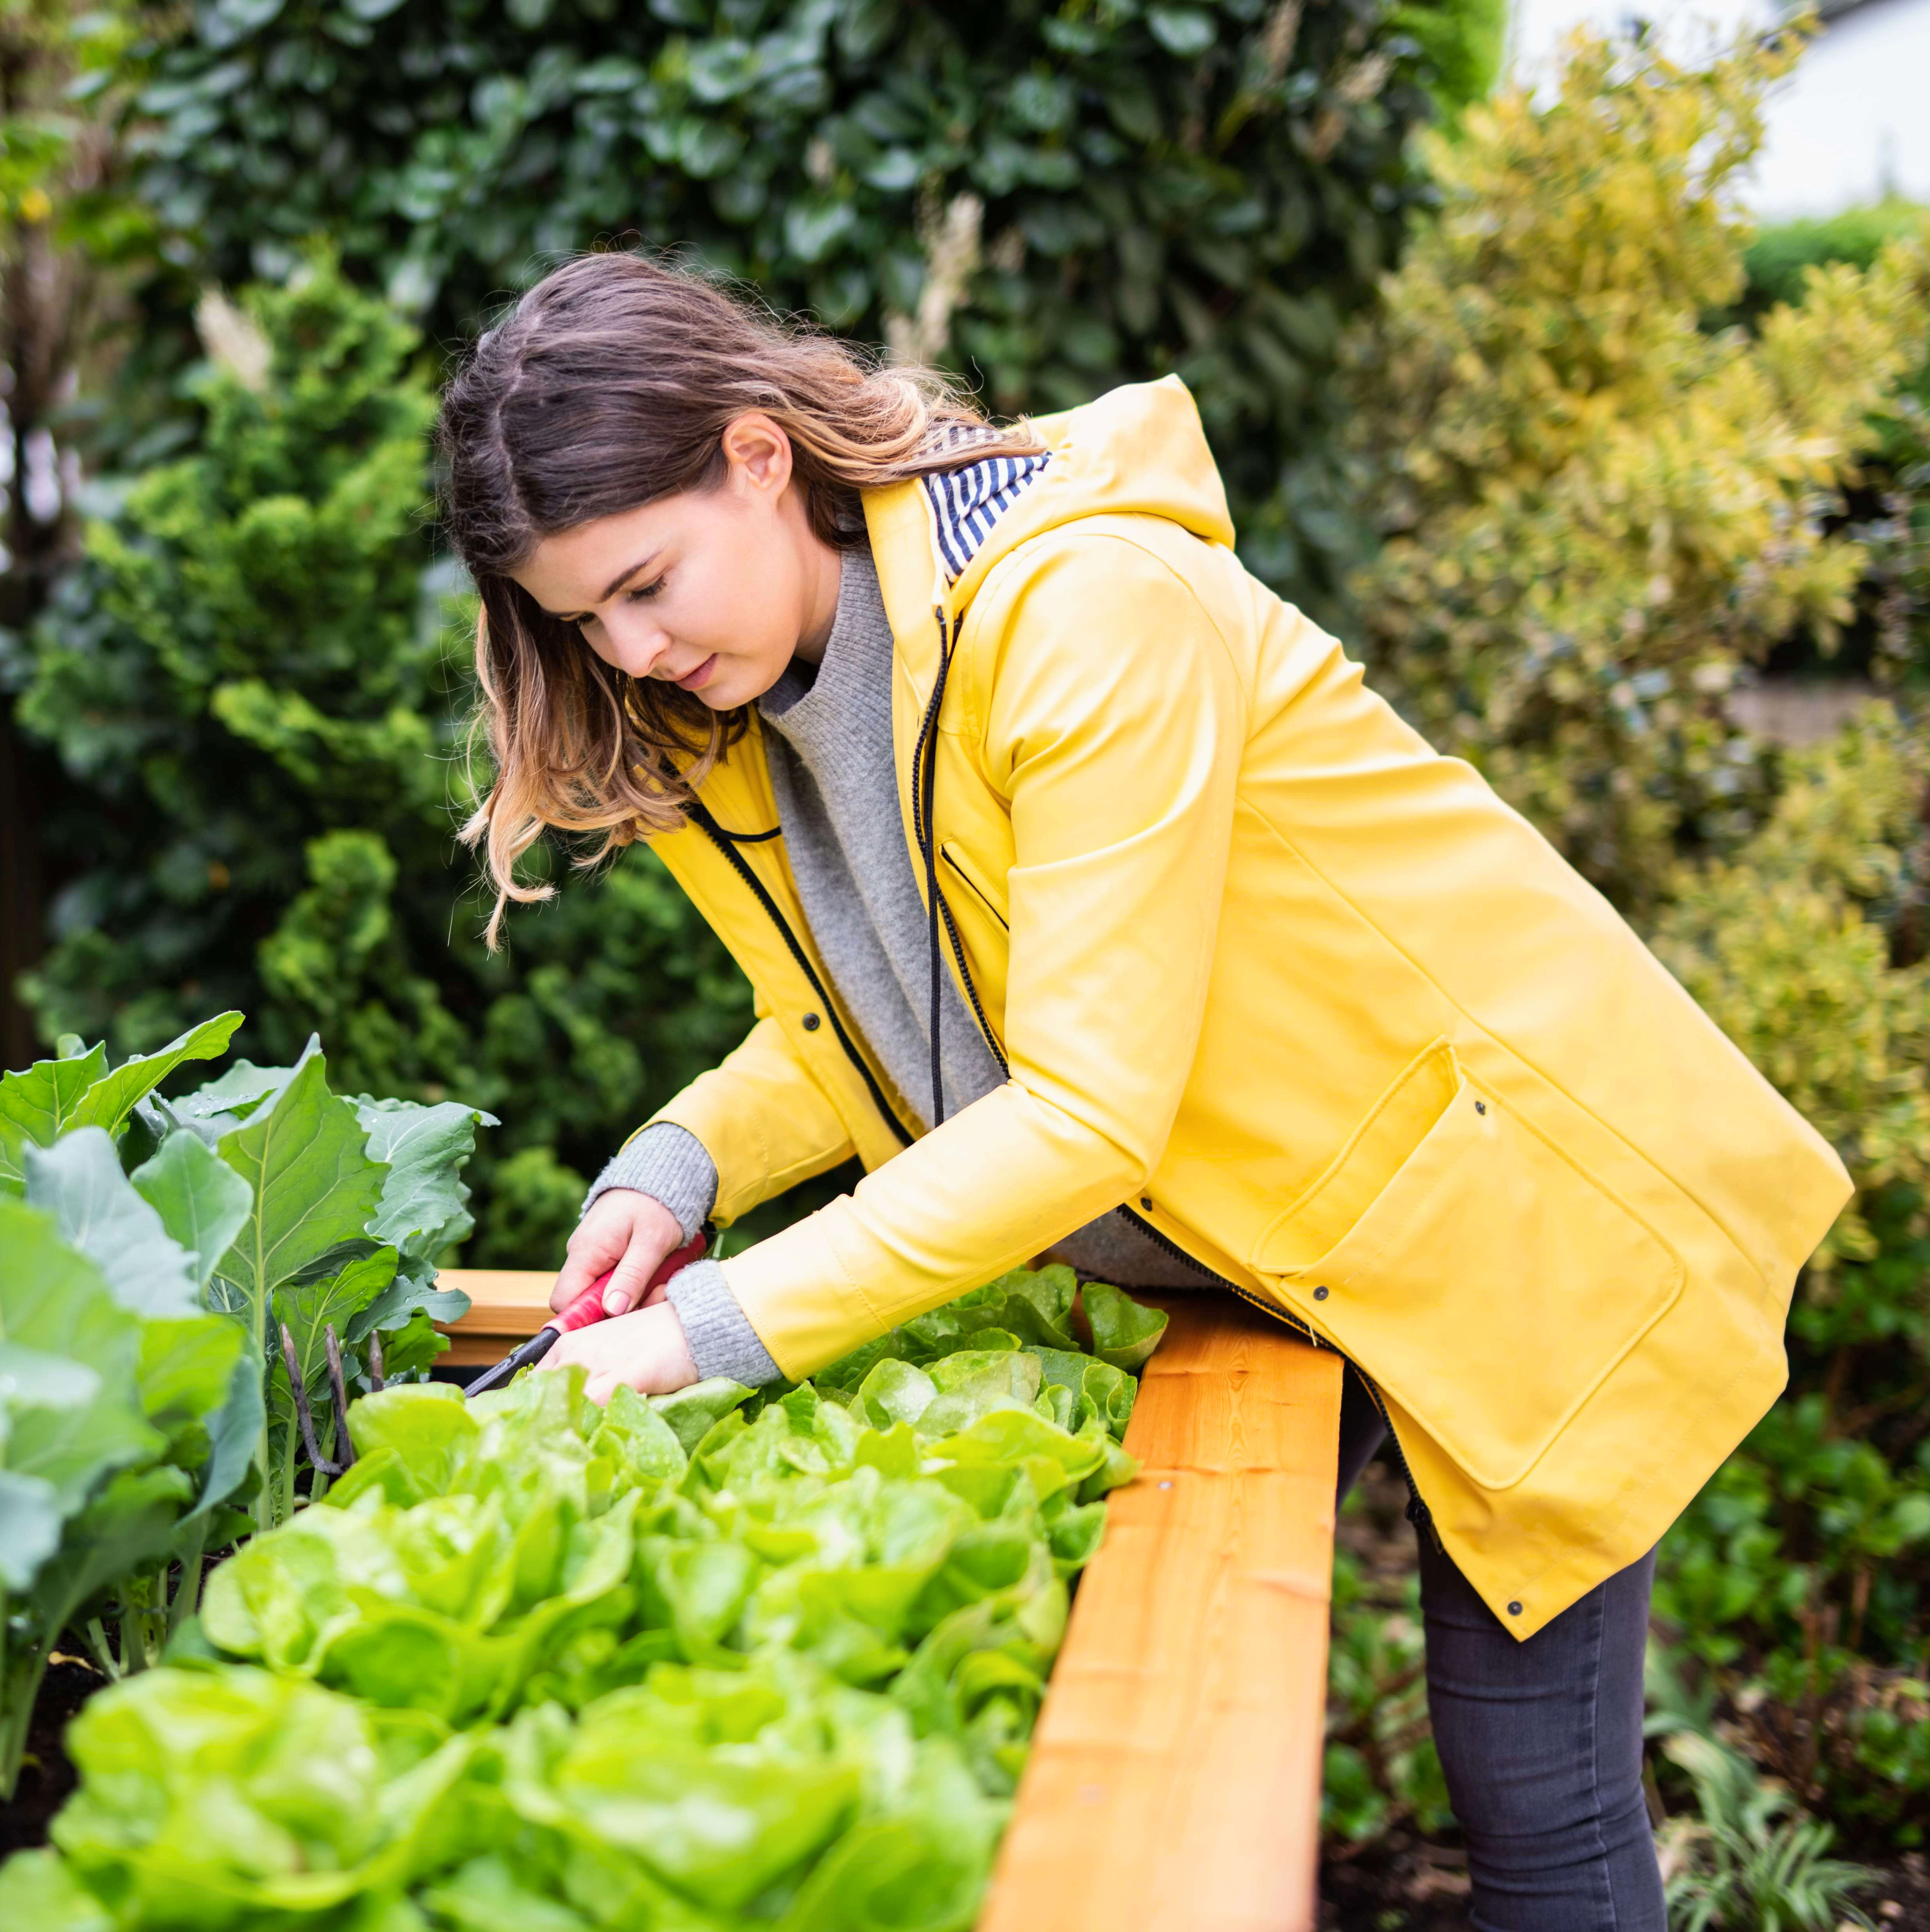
[1325,25,1930,1860]
[5,0,1490,1266]
[4,0,1930,1900]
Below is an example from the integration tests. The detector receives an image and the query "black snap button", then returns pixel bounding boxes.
[1507,1600,1523,1617]
[1475,1099,1487,1115]
[1313,1286,1329,1301]
[1139,1195,1153,1211]
[801,1012,821,1031]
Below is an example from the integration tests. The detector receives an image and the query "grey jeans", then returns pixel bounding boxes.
[1338,1370,1667,1931]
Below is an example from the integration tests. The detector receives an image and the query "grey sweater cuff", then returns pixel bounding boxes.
[665,1260,783,1387]
[583,1123,718,1242]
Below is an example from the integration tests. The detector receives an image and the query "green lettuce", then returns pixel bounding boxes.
[6,1265,1165,1926]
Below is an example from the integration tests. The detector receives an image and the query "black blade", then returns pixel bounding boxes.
[464,1324,560,1398]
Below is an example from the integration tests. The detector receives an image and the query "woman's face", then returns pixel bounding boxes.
[510,413,843,710]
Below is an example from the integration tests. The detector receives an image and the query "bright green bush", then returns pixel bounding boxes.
[1344,26,1930,909]
[1738,200,1928,322]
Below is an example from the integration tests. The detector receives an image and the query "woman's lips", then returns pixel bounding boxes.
[674,654,718,692]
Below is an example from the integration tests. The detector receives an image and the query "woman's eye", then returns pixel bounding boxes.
[626,577,665,603]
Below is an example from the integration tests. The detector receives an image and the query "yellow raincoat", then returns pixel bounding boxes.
[638,377,1850,1636]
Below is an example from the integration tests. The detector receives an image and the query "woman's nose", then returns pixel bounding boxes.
[606,613,672,678]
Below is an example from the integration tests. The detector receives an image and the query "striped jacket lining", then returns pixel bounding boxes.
[921,439,1052,584]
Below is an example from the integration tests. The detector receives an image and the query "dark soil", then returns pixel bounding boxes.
[1320,1829,1473,1930]
[0,1656,103,1858]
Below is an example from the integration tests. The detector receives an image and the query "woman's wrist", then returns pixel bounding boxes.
[583,1122,718,1242]
[664,1259,782,1387]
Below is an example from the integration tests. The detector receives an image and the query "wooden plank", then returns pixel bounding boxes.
[432,1270,1344,1930]
[978,1295,1342,1932]
[434,1268,556,1365]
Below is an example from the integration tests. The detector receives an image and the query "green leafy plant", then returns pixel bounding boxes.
[1657,1730,1877,1932]
[1321,1535,1451,1847]
[0,1038,258,1796]
[0,1267,1165,1928]
[0,1011,491,1796]
[1648,1650,1878,1932]
[134,1038,492,1530]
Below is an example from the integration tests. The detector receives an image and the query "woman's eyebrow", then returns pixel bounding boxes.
[534,546,665,622]
[597,547,663,602]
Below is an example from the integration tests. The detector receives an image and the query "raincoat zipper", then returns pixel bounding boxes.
[684,798,914,1151]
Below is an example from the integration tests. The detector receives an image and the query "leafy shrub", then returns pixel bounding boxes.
[1656,1731,1877,1932]
[1648,1649,1879,1932]
[1710,199,1930,699]
[0,1269,1166,1927]
[1647,709,1930,1841]
[1322,1540,1450,1846]
[1322,22,1930,1869]
[11,254,755,1263]
[0,1011,488,1796]
[1737,201,1928,324]
[1344,26,1930,909]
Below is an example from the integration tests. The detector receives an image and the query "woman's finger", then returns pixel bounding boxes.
[550,1228,619,1313]
[596,1196,686,1316]
[602,1233,670,1317]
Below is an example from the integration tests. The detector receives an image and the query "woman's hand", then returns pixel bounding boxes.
[538,1301,700,1407]
[551,1188,686,1319]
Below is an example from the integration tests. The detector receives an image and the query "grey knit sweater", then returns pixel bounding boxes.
[589,546,1211,1383]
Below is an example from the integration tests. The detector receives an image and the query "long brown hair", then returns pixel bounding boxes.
[438,249,1041,943]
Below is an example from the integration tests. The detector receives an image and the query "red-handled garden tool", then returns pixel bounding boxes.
[464,1225,712,1397]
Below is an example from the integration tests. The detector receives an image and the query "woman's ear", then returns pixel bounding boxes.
[720,412,794,499]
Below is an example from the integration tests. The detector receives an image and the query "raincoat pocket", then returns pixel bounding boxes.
[1252,1039,1685,1491]
[941,840,1009,930]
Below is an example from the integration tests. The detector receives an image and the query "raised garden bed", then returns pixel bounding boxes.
[440,1277,1343,1932]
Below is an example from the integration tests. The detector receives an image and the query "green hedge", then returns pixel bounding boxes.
[111,0,1481,611]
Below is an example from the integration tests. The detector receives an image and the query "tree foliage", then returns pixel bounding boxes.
[13,257,753,1261]
[1345,27,1930,909]
[108,0,1464,609]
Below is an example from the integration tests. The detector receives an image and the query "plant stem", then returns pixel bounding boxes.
[0,1600,46,1803]
[279,1410,300,1525]
[83,1615,121,1682]
[168,1519,209,1637]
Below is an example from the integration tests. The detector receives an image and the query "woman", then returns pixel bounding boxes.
[442,251,1850,1930]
